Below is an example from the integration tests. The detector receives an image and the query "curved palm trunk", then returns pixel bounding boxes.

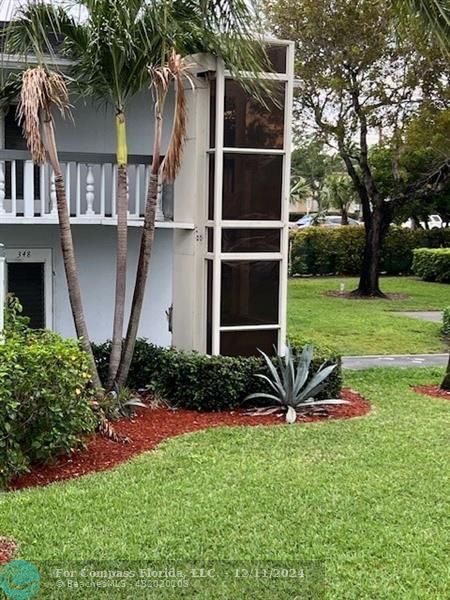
[115,112,163,389]
[108,112,129,389]
[43,118,101,388]
[441,353,450,391]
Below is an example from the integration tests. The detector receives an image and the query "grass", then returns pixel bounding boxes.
[288,276,449,355]
[0,368,449,599]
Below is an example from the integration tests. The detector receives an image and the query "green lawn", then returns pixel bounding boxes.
[288,276,449,355]
[1,368,449,599]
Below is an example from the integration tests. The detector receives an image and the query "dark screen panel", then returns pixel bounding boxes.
[224,80,285,149]
[223,154,283,220]
[222,229,280,253]
[221,260,280,326]
[206,259,213,354]
[220,329,278,357]
[266,45,287,73]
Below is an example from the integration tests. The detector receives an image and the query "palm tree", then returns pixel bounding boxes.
[6,0,269,391]
[7,1,156,389]
[16,66,101,388]
[322,173,358,225]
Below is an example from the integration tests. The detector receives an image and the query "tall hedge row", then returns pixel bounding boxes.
[290,226,450,276]
[412,248,450,283]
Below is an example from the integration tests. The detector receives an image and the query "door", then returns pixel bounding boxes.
[7,262,45,329]
[5,249,53,329]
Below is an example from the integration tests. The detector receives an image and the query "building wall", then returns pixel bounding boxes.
[53,92,175,156]
[0,225,173,345]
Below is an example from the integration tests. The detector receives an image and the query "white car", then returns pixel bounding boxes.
[402,215,443,229]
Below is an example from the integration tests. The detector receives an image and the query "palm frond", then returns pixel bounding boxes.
[393,0,450,55]
[17,66,69,164]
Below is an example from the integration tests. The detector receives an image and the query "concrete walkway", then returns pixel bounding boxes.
[343,353,448,370]
[392,310,443,323]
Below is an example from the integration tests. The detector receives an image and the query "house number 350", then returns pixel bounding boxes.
[17,250,32,258]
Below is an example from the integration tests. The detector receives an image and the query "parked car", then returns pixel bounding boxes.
[401,215,444,229]
[291,213,361,229]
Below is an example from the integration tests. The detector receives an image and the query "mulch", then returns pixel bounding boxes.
[0,538,17,565]
[324,291,409,300]
[8,388,370,492]
[413,385,450,400]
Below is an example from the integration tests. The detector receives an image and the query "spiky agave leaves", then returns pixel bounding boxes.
[150,49,195,183]
[17,66,69,165]
[245,343,348,423]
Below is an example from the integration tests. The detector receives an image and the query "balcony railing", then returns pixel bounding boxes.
[0,150,174,224]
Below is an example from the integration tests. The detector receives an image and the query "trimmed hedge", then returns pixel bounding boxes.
[412,248,450,283]
[290,226,450,276]
[443,307,450,336]
[0,330,96,488]
[93,338,342,412]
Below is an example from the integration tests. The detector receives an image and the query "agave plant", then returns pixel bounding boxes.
[245,344,348,423]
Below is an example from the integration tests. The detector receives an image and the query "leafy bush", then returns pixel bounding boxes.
[443,307,450,337]
[0,329,96,487]
[290,226,450,276]
[412,248,450,283]
[93,338,342,412]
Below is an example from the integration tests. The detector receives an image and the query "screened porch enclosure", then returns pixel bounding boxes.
[205,42,294,357]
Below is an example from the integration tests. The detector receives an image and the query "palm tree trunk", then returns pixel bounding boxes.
[107,112,129,388]
[441,353,450,391]
[43,118,101,389]
[115,173,158,389]
[115,111,163,389]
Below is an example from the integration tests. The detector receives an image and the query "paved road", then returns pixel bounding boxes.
[343,353,448,370]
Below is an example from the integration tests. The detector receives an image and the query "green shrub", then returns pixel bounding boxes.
[0,330,96,487]
[443,307,450,336]
[290,226,450,276]
[93,338,342,412]
[412,248,450,283]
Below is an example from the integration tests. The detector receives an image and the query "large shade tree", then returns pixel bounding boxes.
[266,0,447,297]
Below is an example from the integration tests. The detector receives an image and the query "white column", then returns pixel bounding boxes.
[85,164,95,215]
[0,244,5,343]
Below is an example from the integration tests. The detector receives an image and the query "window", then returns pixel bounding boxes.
[224,80,285,149]
[222,154,283,220]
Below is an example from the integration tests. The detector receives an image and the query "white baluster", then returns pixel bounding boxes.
[0,162,5,214]
[23,160,34,218]
[50,172,57,216]
[85,164,95,215]
[100,164,106,218]
[155,179,164,221]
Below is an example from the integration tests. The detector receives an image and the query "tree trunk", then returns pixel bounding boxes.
[107,166,128,388]
[441,353,450,391]
[341,209,349,225]
[43,119,101,388]
[115,173,159,388]
[353,205,386,297]
[108,112,129,388]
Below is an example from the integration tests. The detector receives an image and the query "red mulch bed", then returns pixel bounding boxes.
[0,538,17,565]
[9,388,370,492]
[413,385,450,400]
